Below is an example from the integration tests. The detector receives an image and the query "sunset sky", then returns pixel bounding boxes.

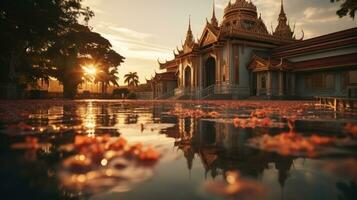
[84,0,356,85]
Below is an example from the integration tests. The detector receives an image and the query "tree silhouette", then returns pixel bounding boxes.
[124,72,140,87]
[0,0,124,99]
[45,24,123,99]
[95,48,125,96]
[0,0,93,87]
[331,0,357,19]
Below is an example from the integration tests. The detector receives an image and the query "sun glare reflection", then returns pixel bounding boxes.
[84,102,96,137]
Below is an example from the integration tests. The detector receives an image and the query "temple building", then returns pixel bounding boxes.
[152,0,357,99]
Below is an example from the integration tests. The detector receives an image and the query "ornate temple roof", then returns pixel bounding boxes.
[249,50,291,72]
[223,0,258,20]
[151,71,177,83]
[273,27,357,58]
[219,0,288,43]
[159,0,300,70]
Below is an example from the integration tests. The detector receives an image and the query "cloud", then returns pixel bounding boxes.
[108,27,153,41]
[93,23,174,61]
[302,6,339,23]
[215,0,227,10]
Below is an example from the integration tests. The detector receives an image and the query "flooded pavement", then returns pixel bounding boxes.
[0,100,356,200]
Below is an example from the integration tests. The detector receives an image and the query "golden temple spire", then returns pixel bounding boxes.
[273,0,295,40]
[184,15,194,46]
[211,0,219,27]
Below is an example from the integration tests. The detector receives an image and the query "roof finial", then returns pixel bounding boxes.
[185,16,194,46]
[188,15,191,32]
[281,0,285,14]
[213,0,216,18]
[211,0,219,27]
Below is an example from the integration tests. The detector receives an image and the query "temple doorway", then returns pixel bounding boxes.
[204,57,216,88]
[184,66,191,87]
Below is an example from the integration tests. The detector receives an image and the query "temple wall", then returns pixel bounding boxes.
[295,69,353,98]
[167,81,178,93]
[237,46,269,97]
[222,45,229,84]
[271,72,279,96]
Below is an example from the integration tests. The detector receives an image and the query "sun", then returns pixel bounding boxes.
[82,64,97,76]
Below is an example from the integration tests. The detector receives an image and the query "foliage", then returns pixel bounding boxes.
[331,0,357,19]
[124,72,140,87]
[0,0,93,84]
[45,24,124,98]
[94,50,124,96]
[0,0,124,99]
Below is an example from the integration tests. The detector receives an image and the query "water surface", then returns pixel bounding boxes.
[0,100,356,200]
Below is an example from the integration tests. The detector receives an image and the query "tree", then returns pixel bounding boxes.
[95,66,121,96]
[93,48,125,96]
[0,0,93,86]
[331,0,357,19]
[46,24,124,99]
[124,72,140,87]
[0,0,125,99]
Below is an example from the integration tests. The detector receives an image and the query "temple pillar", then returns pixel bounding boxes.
[279,71,284,96]
[226,41,231,84]
[215,56,219,84]
[217,49,222,84]
[256,73,260,96]
[199,56,202,88]
[267,71,272,96]
[291,73,296,96]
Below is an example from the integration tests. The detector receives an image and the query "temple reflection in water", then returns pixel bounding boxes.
[174,116,293,191]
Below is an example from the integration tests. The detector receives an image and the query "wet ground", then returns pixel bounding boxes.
[0,100,356,200]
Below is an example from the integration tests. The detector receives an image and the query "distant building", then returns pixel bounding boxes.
[149,71,178,99]
[153,0,357,99]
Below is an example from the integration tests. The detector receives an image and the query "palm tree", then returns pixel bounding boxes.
[331,0,357,19]
[124,72,140,87]
[95,67,120,96]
